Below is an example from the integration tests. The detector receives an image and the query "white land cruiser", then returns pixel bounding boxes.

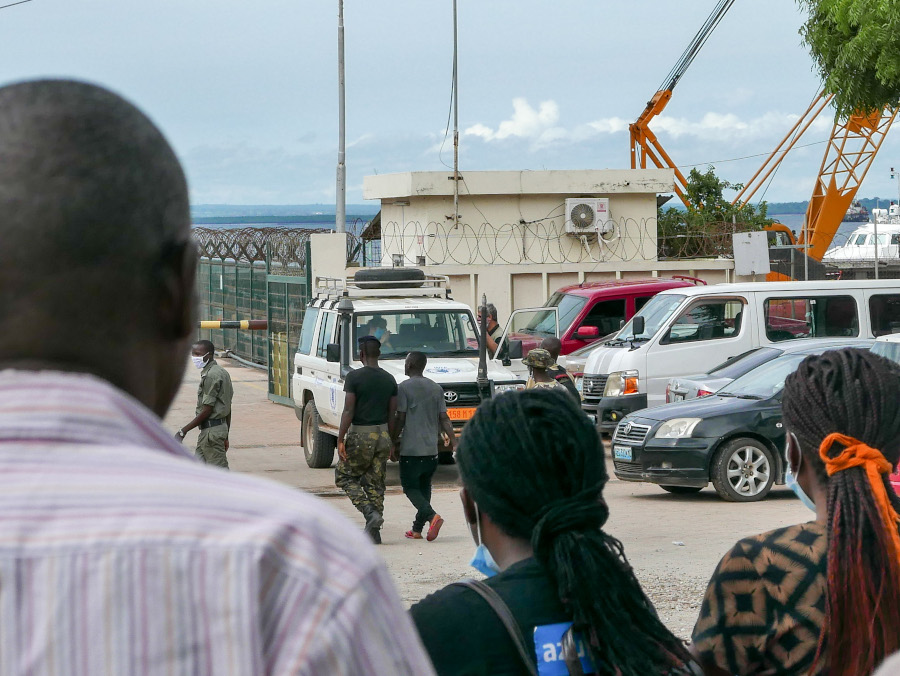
[293,269,528,468]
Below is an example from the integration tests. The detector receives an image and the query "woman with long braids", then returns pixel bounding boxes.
[692,348,900,675]
[410,387,695,675]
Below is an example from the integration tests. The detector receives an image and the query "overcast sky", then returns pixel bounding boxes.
[2,0,898,206]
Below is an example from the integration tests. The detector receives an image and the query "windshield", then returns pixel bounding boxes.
[718,354,806,400]
[708,347,781,379]
[610,294,685,343]
[519,292,587,337]
[872,340,900,365]
[355,311,478,359]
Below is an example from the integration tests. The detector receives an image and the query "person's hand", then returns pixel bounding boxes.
[175,429,186,443]
[224,438,229,451]
[390,445,399,462]
[338,440,347,462]
[441,432,450,447]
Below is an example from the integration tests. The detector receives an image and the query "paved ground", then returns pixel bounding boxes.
[164,357,810,639]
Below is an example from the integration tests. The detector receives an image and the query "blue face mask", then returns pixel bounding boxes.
[785,436,816,512]
[374,327,385,340]
[469,505,501,578]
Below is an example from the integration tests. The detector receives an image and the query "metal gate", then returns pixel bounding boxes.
[266,243,312,405]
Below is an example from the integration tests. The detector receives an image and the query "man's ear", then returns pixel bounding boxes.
[157,239,197,340]
[460,487,477,525]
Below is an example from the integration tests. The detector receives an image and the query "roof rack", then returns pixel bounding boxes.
[314,274,452,299]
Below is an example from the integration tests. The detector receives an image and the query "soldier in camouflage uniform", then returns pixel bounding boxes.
[523,348,565,391]
[336,336,397,544]
[176,340,234,469]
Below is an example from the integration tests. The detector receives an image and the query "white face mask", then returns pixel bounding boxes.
[191,353,209,370]
[785,433,816,512]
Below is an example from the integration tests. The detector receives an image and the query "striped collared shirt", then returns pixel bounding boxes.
[0,370,435,676]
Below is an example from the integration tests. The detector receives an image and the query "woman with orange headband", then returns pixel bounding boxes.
[691,348,900,676]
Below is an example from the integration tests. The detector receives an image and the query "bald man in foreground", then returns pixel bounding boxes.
[0,80,434,675]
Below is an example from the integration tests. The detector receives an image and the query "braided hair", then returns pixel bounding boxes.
[457,387,693,675]
[783,348,900,676]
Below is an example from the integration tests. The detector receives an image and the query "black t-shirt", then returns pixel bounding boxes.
[410,559,569,676]
[343,366,398,425]
[547,364,580,401]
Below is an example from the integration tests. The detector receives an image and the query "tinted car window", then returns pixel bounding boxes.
[869,294,900,337]
[297,307,319,355]
[708,347,781,379]
[579,299,626,336]
[765,296,858,341]
[316,312,337,358]
[664,299,744,344]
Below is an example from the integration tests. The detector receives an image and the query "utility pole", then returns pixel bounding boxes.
[335,0,346,234]
[452,0,460,228]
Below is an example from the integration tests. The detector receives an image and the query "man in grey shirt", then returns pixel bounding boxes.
[392,351,455,541]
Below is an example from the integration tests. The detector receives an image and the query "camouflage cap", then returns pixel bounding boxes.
[522,348,554,369]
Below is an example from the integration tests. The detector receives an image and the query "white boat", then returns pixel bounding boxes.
[823,204,900,264]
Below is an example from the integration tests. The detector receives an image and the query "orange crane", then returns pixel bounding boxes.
[629,0,897,263]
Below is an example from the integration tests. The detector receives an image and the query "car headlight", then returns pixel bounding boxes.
[604,370,640,397]
[494,382,526,394]
[654,418,702,439]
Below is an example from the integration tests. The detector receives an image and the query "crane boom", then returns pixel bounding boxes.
[630,0,736,207]
[800,108,898,260]
[629,0,897,268]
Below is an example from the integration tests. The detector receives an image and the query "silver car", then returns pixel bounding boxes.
[666,338,875,403]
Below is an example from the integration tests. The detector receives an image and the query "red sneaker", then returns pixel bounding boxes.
[405,530,423,540]
[426,515,444,542]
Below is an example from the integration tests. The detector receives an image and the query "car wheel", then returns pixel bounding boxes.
[711,438,775,502]
[660,485,703,495]
[302,401,336,469]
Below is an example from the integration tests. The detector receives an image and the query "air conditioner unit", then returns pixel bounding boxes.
[564,198,610,235]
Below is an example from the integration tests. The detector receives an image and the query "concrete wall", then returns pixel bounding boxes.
[364,169,671,266]
[309,230,747,319]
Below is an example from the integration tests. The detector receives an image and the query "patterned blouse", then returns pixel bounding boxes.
[692,521,827,675]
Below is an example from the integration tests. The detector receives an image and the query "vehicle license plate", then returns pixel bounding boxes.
[447,407,477,421]
[613,445,633,461]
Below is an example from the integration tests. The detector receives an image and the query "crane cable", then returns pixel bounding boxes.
[660,0,737,92]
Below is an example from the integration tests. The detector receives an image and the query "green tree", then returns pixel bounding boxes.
[657,166,773,259]
[799,0,900,116]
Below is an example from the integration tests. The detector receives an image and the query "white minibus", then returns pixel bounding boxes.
[582,280,900,432]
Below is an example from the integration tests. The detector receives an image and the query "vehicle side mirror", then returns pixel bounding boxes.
[326,343,341,363]
[506,340,523,360]
[575,325,600,339]
[632,316,645,336]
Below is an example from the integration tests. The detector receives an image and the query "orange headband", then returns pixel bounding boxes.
[820,433,900,557]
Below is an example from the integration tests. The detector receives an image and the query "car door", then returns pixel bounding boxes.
[293,306,321,408]
[644,296,752,407]
[492,307,559,378]
[309,310,344,427]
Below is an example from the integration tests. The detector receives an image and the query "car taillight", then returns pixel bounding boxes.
[665,384,672,403]
[697,389,713,398]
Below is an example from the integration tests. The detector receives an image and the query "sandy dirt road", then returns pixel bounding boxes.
[165,357,810,638]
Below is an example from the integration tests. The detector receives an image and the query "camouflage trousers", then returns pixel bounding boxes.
[196,425,229,469]
[335,424,391,516]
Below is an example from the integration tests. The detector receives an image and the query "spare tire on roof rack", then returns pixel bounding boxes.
[353,267,425,289]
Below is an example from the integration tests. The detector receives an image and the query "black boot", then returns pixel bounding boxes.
[362,505,384,531]
[364,526,382,545]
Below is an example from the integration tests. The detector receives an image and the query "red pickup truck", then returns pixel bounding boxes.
[507,277,706,356]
